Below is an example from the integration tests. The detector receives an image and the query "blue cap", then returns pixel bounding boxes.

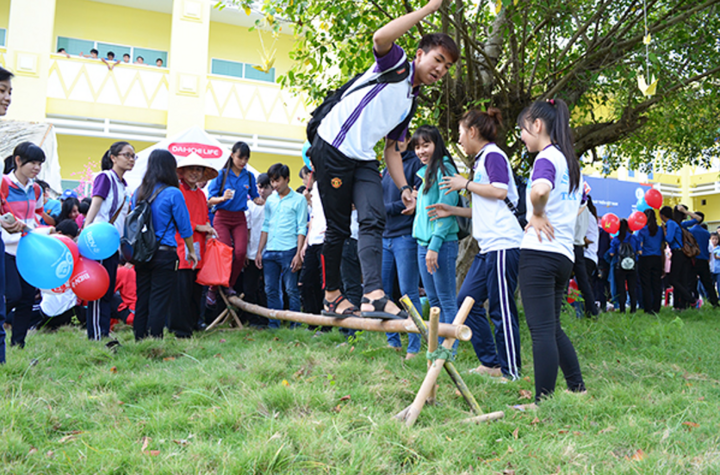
[61,189,78,201]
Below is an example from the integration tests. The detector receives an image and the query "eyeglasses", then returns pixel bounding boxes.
[186,166,205,172]
[118,152,137,160]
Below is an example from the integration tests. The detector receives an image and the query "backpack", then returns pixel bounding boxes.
[616,241,636,271]
[681,228,701,258]
[306,61,415,148]
[120,186,167,264]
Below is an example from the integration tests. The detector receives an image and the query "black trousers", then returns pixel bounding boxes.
[670,249,694,309]
[311,137,385,294]
[639,255,663,314]
[573,245,597,316]
[241,259,269,327]
[134,249,178,340]
[5,254,36,348]
[614,267,637,313]
[87,252,119,340]
[300,244,324,314]
[693,259,719,307]
[595,259,610,311]
[519,250,585,402]
[170,269,203,337]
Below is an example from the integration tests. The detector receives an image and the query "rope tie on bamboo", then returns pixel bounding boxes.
[426,347,454,362]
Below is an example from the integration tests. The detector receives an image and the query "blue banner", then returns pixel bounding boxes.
[585,176,652,219]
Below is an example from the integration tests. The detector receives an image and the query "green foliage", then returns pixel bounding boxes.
[220,0,720,172]
[3,307,720,473]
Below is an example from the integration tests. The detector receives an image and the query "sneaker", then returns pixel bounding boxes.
[105,340,121,352]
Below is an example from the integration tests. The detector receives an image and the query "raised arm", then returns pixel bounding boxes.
[372,0,444,56]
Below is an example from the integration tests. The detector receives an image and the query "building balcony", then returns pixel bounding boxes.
[45,54,310,140]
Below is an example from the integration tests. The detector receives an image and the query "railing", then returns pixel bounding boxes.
[46,55,310,128]
[47,55,170,110]
[205,74,309,127]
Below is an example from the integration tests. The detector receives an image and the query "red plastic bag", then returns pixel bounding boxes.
[196,238,233,287]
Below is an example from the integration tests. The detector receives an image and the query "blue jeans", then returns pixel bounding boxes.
[418,241,458,349]
[264,248,301,329]
[382,235,421,353]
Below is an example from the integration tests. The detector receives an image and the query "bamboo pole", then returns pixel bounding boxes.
[227,296,473,341]
[395,297,474,427]
[427,307,440,405]
[461,411,505,424]
[400,295,483,416]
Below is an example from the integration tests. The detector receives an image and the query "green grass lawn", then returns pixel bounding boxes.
[2,306,720,474]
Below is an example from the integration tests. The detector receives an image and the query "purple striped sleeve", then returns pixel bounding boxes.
[92,173,111,199]
[373,43,405,72]
[485,153,509,188]
[531,158,556,189]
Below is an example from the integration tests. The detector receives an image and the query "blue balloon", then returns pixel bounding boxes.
[17,231,74,289]
[302,141,312,171]
[77,222,120,260]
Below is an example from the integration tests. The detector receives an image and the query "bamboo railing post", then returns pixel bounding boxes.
[394,297,474,427]
[227,296,472,341]
[400,295,483,416]
[427,307,440,405]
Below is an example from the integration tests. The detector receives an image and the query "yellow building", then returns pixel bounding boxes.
[0,0,309,189]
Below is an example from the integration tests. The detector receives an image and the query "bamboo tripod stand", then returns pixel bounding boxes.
[221,294,504,425]
[205,288,243,331]
[395,296,505,427]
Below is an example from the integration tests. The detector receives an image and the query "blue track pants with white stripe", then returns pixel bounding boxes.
[458,248,521,380]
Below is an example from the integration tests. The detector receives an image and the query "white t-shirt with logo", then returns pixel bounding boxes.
[317,44,416,161]
[520,145,582,262]
[471,143,523,253]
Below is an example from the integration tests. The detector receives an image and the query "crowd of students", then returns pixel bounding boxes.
[572,204,720,317]
[2,0,715,409]
[57,48,165,69]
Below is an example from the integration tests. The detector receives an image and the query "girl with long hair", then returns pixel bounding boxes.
[132,150,196,340]
[411,125,459,335]
[207,142,264,298]
[56,197,80,224]
[84,141,135,341]
[608,219,640,312]
[516,98,585,406]
[659,205,695,309]
[2,142,45,350]
[637,208,665,314]
[430,107,523,379]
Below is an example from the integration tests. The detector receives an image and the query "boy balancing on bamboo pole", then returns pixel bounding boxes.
[310,0,459,319]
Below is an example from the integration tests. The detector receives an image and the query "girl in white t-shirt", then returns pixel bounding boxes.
[84,141,135,341]
[517,98,586,406]
[431,108,523,380]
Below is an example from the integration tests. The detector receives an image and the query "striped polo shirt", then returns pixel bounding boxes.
[317,43,418,161]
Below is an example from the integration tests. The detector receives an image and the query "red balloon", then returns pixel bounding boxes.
[645,189,663,209]
[54,235,80,264]
[70,257,110,301]
[628,210,648,231]
[567,279,579,304]
[600,213,620,234]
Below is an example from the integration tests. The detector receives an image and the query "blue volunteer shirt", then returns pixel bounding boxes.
[690,224,710,260]
[637,225,664,257]
[665,219,683,250]
[261,188,308,251]
[132,185,193,247]
[609,232,640,257]
[207,167,259,212]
